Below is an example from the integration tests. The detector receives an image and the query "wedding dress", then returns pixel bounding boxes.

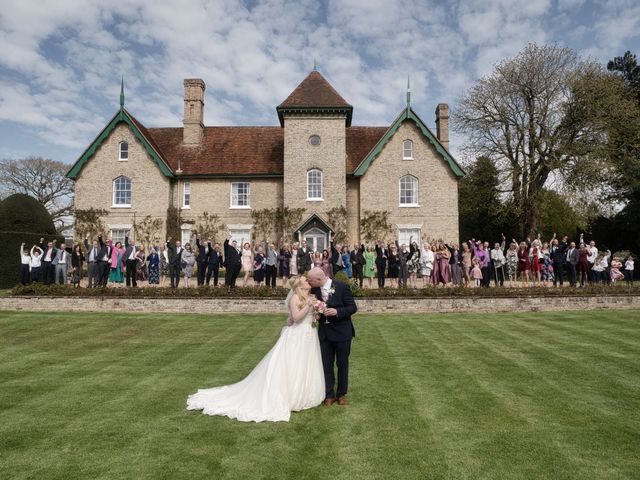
[186,295,325,422]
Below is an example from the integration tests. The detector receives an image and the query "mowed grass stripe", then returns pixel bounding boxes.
[405,317,582,480]
[440,317,637,478]
[1,310,639,480]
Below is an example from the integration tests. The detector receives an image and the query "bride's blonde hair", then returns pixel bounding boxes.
[288,276,309,310]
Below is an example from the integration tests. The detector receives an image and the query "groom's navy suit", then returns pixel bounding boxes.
[311,280,357,399]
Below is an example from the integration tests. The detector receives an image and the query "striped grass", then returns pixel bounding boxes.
[0,310,638,479]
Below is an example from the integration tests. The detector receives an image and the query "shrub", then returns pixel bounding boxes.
[334,271,350,283]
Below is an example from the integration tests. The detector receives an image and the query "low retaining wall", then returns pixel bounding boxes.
[1,295,639,314]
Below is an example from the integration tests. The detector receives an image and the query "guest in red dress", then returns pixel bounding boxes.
[517,241,531,287]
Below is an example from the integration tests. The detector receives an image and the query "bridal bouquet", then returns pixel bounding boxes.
[312,301,327,328]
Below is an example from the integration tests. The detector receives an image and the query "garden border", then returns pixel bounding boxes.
[1,295,639,314]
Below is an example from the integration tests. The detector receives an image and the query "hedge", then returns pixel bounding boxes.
[0,231,65,289]
[10,283,640,299]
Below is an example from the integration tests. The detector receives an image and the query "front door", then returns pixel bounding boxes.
[303,227,327,253]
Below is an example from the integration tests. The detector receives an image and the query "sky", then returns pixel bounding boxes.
[0,0,639,166]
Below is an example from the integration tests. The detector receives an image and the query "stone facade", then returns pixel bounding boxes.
[69,71,463,247]
[358,121,460,243]
[73,124,171,235]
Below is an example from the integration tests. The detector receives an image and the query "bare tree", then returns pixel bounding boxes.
[0,156,74,232]
[454,44,605,237]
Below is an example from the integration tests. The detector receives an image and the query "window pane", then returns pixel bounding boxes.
[114,176,131,205]
[403,140,412,159]
[119,142,128,160]
[232,182,250,206]
[400,176,417,205]
[111,229,127,245]
[307,170,323,199]
[183,182,191,207]
[399,228,421,247]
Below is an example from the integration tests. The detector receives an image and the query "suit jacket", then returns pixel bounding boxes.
[297,247,313,271]
[39,241,57,263]
[123,236,138,261]
[84,239,101,262]
[223,239,241,266]
[97,236,112,261]
[566,247,579,265]
[206,242,223,267]
[195,239,209,263]
[550,243,567,263]
[52,247,71,268]
[166,241,184,267]
[311,280,357,343]
[375,245,388,267]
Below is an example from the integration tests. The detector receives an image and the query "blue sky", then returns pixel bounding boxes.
[0,0,639,165]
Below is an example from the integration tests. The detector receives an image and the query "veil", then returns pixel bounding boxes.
[285,288,294,324]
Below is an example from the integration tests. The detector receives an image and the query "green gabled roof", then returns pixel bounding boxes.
[353,106,465,178]
[66,108,174,180]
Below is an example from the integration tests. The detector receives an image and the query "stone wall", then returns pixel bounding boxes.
[2,295,638,315]
[358,121,460,243]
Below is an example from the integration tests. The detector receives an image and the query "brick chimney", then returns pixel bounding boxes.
[435,103,449,151]
[183,79,205,145]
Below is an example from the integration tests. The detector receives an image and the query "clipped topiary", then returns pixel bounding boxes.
[0,193,57,235]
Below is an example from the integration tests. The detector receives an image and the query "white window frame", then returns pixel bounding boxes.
[307,169,323,201]
[182,181,191,209]
[399,175,419,207]
[403,139,413,160]
[230,182,251,209]
[181,223,192,246]
[110,229,128,246]
[228,226,252,246]
[119,141,128,161]
[398,227,421,248]
[112,176,132,208]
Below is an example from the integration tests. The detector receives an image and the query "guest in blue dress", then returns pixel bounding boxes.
[147,247,160,285]
[340,246,352,278]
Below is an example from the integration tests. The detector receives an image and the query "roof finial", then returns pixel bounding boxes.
[120,76,125,109]
[406,75,411,108]
[313,58,318,71]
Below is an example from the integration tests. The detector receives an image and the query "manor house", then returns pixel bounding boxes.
[68,70,463,250]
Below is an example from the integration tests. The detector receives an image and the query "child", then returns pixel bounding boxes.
[471,258,483,287]
[625,255,634,285]
[20,243,31,285]
[29,245,42,283]
[610,257,624,282]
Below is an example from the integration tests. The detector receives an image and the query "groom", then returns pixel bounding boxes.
[308,267,358,406]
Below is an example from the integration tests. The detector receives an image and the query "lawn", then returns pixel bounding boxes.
[0,310,638,480]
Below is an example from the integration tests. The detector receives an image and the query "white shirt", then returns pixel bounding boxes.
[30,255,41,268]
[321,278,333,302]
[587,246,598,263]
[625,260,634,271]
[128,247,137,260]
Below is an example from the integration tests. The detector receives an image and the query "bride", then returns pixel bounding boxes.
[186,276,325,422]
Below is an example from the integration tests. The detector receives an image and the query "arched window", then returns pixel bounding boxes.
[113,176,132,207]
[307,169,323,200]
[399,175,418,206]
[403,139,413,159]
[119,141,128,161]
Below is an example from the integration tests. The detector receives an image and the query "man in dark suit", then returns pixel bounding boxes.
[308,267,358,406]
[375,240,388,288]
[350,244,364,288]
[223,235,241,288]
[166,238,183,288]
[97,233,111,287]
[124,234,139,287]
[565,241,579,287]
[195,237,209,287]
[550,234,568,286]
[297,240,313,274]
[39,237,57,285]
[206,241,223,287]
[84,234,100,288]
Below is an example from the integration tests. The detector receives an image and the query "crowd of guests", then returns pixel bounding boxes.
[18,231,635,289]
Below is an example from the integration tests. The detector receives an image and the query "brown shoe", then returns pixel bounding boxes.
[337,396,348,406]
[322,397,336,407]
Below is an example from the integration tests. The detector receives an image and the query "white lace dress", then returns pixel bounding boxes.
[186,303,325,422]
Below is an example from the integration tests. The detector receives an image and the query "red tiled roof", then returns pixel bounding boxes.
[147,127,284,176]
[278,71,352,109]
[346,127,389,173]
[142,125,388,177]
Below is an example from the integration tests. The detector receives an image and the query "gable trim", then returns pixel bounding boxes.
[353,107,465,178]
[67,108,174,180]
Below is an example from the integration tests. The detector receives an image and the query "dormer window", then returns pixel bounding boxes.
[119,141,128,161]
[403,139,413,160]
